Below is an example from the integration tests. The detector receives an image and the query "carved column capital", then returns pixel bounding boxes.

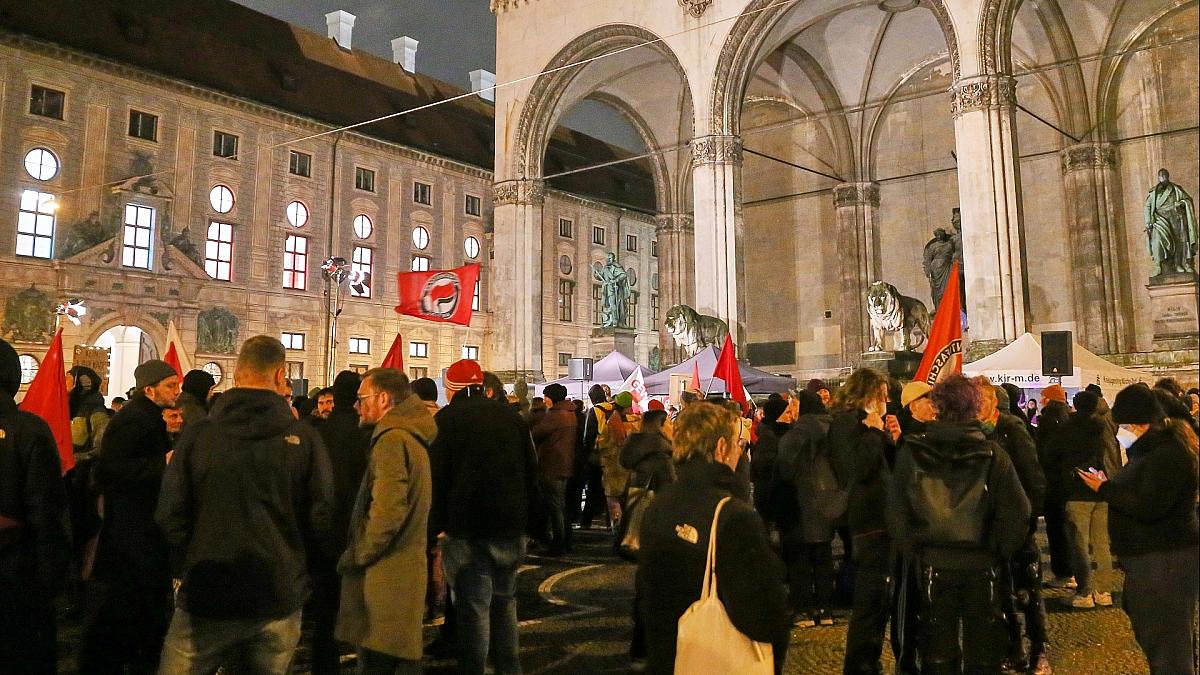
[492,179,545,206]
[950,75,1017,118]
[833,182,880,209]
[678,0,712,17]
[1061,143,1117,173]
[489,0,532,14]
[654,213,695,235]
[690,135,742,166]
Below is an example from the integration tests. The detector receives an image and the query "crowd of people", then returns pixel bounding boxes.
[0,332,1197,674]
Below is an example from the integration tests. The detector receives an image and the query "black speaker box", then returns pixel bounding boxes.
[1041,331,1073,376]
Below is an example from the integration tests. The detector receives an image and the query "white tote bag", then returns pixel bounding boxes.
[674,497,774,675]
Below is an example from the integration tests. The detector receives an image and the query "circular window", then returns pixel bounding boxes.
[558,255,573,275]
[24,148,60,181]
[412,226,430,250]
[626,268,638,287]
[286,201,308,228]
[209,185,234,213]
[652,273,659,290]
[353,214,373,239]
[202,361,223,387]
[18,354,39,384]
[464,236,480,259]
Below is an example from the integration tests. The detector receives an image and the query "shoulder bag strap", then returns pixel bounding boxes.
[701,496,732,600]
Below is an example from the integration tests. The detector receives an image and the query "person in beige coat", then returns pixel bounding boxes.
[337,368,437,674]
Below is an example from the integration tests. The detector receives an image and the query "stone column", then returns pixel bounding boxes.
[654,212,695,363]
[833,182,880,360]
[1060,142,1132,354]
[489,178,545,382]
[951,75,1029,360]
[690,135,744,342]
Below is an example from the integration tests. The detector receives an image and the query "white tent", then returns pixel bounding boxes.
[532,350,652,399]
[962,332,1156,392]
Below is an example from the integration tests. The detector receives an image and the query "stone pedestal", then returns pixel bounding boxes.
[860,350,922,380]
[592,327,638,361]
[1146,274,1199,350]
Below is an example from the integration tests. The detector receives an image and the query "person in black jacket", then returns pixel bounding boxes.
[0,338,71,674]
[751,398,790,526]
[828,367,898,675]
[1079,384,1200,675]
[81,358,179,674]
[155,336,335,672]
[975,377,1050,674]
[638,400,789,675]
[1036,386,1074,587]
[888,374,1031,674]
[430,359,540,675]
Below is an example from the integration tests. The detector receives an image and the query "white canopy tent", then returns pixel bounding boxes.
[962,333,1156,392]
[531,350,652,399]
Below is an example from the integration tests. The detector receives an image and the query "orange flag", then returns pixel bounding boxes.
[914,261,964,384]
[712,333,747,404]
[163,342,183,380]
[19,328,75,474]
[381,334,404,371]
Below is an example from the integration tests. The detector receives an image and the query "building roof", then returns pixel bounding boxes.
[0,0,656,213]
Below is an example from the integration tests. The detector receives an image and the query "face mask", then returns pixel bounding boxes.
[1116,426,1138,450]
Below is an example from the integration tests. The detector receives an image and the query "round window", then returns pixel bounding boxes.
[18,354,39,384]
[24,148,60,181]
[286,201,308,228]
[464,236,480,259]
[353,214,373,239]
[209,185,235,213]
[412,226,430,250]
[558,255,573,275]
[202,361,223,387]
[626,267,638,287]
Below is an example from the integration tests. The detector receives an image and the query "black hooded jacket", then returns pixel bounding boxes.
[1041,413,1122,503]
[619,431,675,492]
[156,388,335,620]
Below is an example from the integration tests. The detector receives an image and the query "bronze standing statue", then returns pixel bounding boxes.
[592,252,630,328]
[922,228,955,310]
[1144,168,1197,277]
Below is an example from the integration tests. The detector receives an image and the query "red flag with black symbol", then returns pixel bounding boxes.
[395,264,481,327]
[914,260,964,385]
[381,334,404,370]
[18,328,75,474]
[712,333,747,404]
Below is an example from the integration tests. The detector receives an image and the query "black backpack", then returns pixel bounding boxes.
[906,441,994,548]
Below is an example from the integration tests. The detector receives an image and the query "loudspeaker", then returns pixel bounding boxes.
[1041,331,1073,376]
[290,378,310,398]
[567,357,593,380]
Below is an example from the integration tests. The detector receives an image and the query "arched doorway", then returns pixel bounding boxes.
[94,325,158,403]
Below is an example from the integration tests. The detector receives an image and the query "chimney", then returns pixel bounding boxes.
[391,36,419,72]
[470,69,497,102]
[325,10,356,50]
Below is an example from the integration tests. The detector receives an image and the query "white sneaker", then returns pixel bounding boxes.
[1065,593,1095,609]
[1046,575,1078,589]
[1093,591,1113,607]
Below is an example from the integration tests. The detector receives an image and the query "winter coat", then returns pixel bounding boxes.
[775,413,835,543]
[0,395,71,596]
[637,459,789,675]
[619,431,675,492]
[531,400,577,480]
[751,421,789,521]
[599,411,641,498]
[1041,413,1122,503]
[1098,424,1199,557]
[430,393,540,540]
[316,407,371,558]
[986,412,1045,518]
[155,388,336,620]
[582,402,614,465]
[92,394,172,587]
[174,391,208,428]
[336,395,437,660]
[888,421,1031,569]
[827,409,895,543]
[69,389,109,459]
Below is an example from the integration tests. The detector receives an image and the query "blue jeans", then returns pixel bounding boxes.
[442,536,525,675]
[157,607,302,674]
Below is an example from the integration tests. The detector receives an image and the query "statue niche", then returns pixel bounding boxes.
[196,308,239,355]
[1145,168,1197,280]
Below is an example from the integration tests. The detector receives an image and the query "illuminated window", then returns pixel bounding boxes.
[462,345,479,360]
[209,185,234,213]
[411,255,430,272]
[122,203,155,269]
[349,337,370,354]
[412,226,430,250]
[472,280,480,311]
[16,189,57,259]
[409,341,428,358]
[351,246,373,298]
[286,201,308,228]
[23,148,59,181]
[464,236,480,259]
[283,235,308,289]
[19,354,39,384]
[281,332,305,350]
[353,214,373,239]
[204,221,233,281]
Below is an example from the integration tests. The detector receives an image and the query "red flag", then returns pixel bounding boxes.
[163,342,183,380]
[712,333,747,404]
[19,328,75,474]
[689,361,701,392]
[396,264,481,326]
[914,261,964,384]
[381,334,404,370]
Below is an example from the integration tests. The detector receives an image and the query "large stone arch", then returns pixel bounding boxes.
[584,91,677,214]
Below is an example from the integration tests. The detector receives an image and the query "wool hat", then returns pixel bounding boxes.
[762,398,788,424]
[1041,384,1067,404]
[1073,390,1100,417]
[900,381,932,408]
[331,370,362,408]
[1085,383,1103,397]
[134,359,177,390]
[1111,384,1164,425]
[613,391,634,409]
[543,383,568,403]
[647,399,665,411]
[444,359,484,395]
[181,369,216,402]
[0,338,20,398]
[805,378,829,393]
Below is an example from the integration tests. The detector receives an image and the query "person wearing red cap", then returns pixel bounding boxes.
[430,359,540,675]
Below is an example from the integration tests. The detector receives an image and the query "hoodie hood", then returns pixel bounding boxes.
[620,431,672,470]
[208,387,297,440]
[905,420,993,463]
[373,394,438,448]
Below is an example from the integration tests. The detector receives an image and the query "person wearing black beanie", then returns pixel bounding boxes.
[177,369,216,427]
[1078,383,1199,674]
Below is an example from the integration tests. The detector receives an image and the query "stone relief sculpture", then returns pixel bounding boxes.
[1144,168,1197,278]
[2,286,55,343]
[866,281,931,352]
[592,252,630,328]
[196,308,239,354]
[922,227,955,310]
[664,304,730,357]
[57,211,118,260]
